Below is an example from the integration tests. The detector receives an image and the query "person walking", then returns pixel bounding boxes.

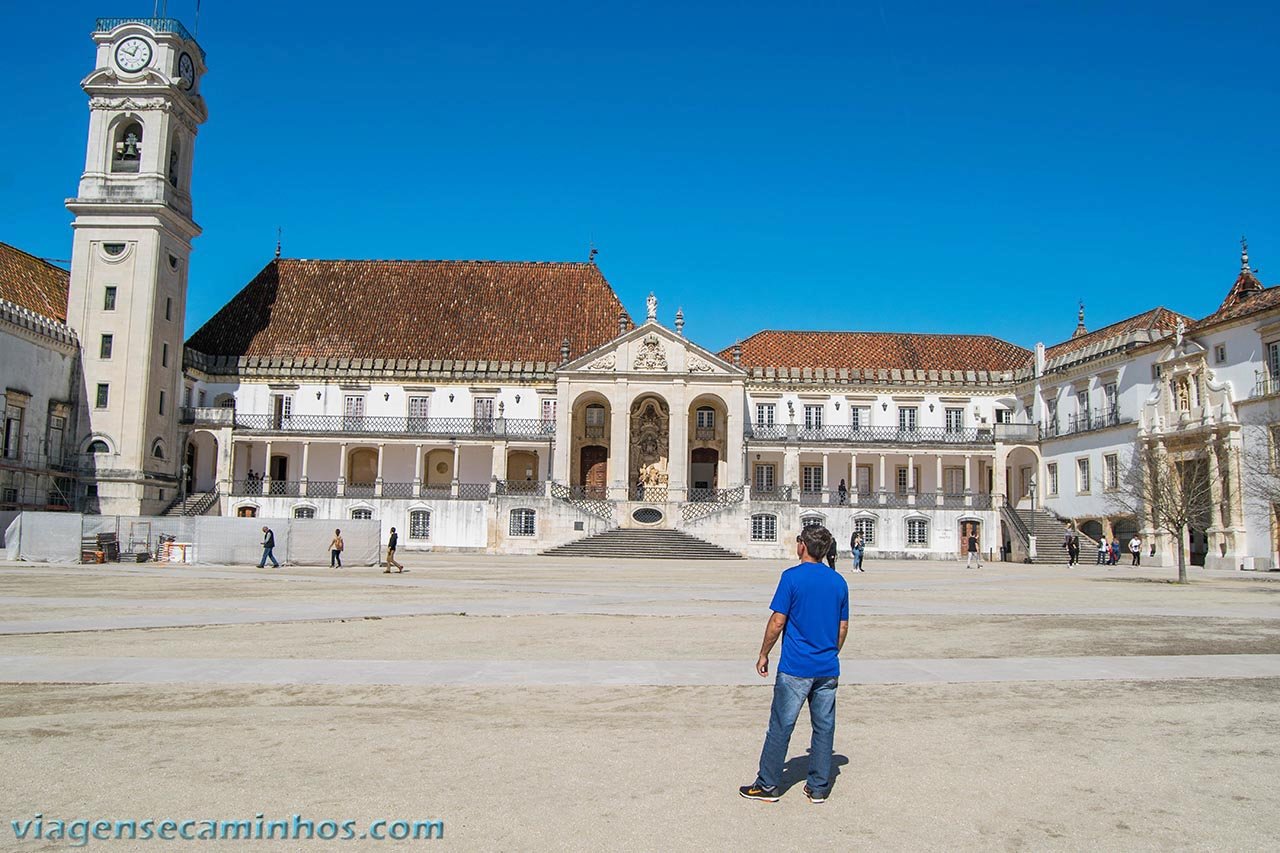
[329,528,344,568]
[1066,531,1080,567]
[850,532,866,572]
[257,525,279,569]
[1129,534,1142,566]
[1110,538,1121,566]
[740,525,849,804]
[1063,524,1075,565]
[965,529,982,568]
[1097,538,1108,565]
[383,526,404,573]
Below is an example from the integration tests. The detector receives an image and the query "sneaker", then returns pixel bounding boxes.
[738,784,779,802]
[804,785,827,804]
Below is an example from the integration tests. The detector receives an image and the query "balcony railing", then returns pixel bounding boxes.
[752,486,794,502]
[229,480,494,499]
[495,479,546,496]
[694,426,717,441]
[95,18,206,57]
[232,413,556,439]
[746,424,995,445]
[1043,408,1123,439]
[992,422,1040,443]
[179,406,234,427]
[630,486,669,502]
[687,486,744,504]
[1254,372,1280,398]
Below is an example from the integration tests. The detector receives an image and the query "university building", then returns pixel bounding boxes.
[2,17,1278,567]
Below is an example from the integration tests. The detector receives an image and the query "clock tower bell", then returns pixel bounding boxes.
[65,18,208,515]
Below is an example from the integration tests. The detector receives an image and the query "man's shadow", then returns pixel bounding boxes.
[776,751,850,795]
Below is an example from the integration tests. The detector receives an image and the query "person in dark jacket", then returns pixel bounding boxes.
[384,527,404,573]
[257,526,279,568]
[965,530,982,568]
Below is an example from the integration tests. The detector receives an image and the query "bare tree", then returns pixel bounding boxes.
[1240,423,1280,508]
[1107,441,1215,583]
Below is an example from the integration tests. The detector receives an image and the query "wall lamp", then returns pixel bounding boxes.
[449,393,454,402]
[515,394,521,403]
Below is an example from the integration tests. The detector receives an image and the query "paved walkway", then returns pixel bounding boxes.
[2,653,1277,686]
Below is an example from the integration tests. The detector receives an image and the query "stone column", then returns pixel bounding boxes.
[935,454,943,503]
[878,453,887,505]
[337,441,348,497]
[552,381,571,485]
[374,442,385,497]
[726,383,746,487]
[262,439,273,496]
[783,444,800,496]
[907,452,916,505]
[821,452,830,504]
[300,441,311,497]
[668,381,689,501]
[609,385,629,501]
[964,453,973,508]
[848,455,856,506]
[493,443,508,483]
[451,443,461,498]
[413,443,424,495]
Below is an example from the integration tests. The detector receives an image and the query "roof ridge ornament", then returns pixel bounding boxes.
[1071,300,1087,339]
[646,292,657,322]
[1241,235,1250,273]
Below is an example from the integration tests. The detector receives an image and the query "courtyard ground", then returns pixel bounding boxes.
[0,554,1277,851]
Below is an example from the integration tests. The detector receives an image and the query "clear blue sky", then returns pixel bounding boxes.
[4,0,1277,353]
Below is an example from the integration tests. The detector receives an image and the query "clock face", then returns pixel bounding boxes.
[115,37,152,72]
[177,53,195,89]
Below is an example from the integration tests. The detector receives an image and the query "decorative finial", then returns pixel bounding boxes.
[589,246,598,264]
[674,307,684,336]
[275,227,282,259]
[560,338,570,363]
[645,292,657,322]
[731,342,742,367]
[618,310,628,335]
[1071,300,1087,338]
[1242,235,1250,272]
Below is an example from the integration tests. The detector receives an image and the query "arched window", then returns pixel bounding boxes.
[852,517,876,545]
[906,518,929,547]
[293,506,315,519]
[750,513,777,542]
[351,508,373,520]
[509,508,536,537]
[409,510,431,540]
[151,439,165,460]
[801,515,825,528]
[111,121,143,173]
[86,440,110,454]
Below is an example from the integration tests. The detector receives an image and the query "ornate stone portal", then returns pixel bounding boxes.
[630,398,670,490]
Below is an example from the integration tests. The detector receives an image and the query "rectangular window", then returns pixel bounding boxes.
[158,390,165,416]
[585,405,605,428]
[1268,342,1280,379]
[696,408,715,429]
[944,467,965,495]
[906,519,929,546]
[1076,389,1089,415]
[408,395,430,423]
[1214,344,1226,364]
[509,508,536,537]
[804,405,823,430]
[165,297,172,321]
[852,517,875,545]
[198,390,206,407]
[856,465,872,495]
[755,403,775,426]
[945,408,964,433]
[851,406,871,431]
[2,487,16,503]
[1077,457,1091,493]
[1152,363,1163,380]
[753,463,775,493]
[161,342,169,368]
[293,507,315,519]
[104,286,117,311]
[183,386,192,407]
[1104,454,1119,490]
[541,399,557,422]
[898,406,918,432]
[895,466,919,495]
[1104,382,1118,413]
[1047,462,1059,495]
[46,414,65,464]
[100,334,113,359]
[95,384,109,409]
[2,405,22,460]
[409,510,431,539]
[994,408,1012,424]
[750,514,777,542]
[801,465,823,493]
[343,395,365,428]
[474,397,495,428]
[271,395,292,428]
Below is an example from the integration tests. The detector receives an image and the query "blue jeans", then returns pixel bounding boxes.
[755,671,838,795]
[258,547,279,568]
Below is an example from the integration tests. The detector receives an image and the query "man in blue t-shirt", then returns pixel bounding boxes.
[740,524,849,804]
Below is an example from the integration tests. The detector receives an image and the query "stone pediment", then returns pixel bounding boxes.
[559,321,744,378]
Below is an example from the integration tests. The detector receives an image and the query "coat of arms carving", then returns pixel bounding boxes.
[633,334,668,371]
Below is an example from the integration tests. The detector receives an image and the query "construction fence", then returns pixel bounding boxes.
[3,512,381,566]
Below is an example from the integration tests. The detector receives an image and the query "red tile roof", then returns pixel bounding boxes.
[186,259,630,363]
[1195,277,1280,328]
[723,330,1031,373]
[1044,307,1190,362]
[0,242,69,322]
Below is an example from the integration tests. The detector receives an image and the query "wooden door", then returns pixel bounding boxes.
[580,446,607,499]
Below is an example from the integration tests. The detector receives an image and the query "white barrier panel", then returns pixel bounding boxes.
[287,519,379,566]
[11,512,81,563]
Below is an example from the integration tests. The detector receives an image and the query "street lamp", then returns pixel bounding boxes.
[1028,473,1037,512]
[181,463,190,502]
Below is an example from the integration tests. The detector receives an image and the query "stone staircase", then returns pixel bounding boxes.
[1015,507,1100,562]
[541,527,743,560]
[162,490,219,517]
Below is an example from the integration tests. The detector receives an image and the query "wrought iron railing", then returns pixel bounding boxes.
[1066,408,1121,435]
[231,478,260,496]
[681,485,745,523]
[345,483,376,498]
[495,479,545,496]
[307,480,339,498]
[1254,372,1280,398]
[798,490,828,506]
[457,483,491,501]
[95,18,205,56]
[915,491,938,508]
[882,491,912,507]
[747,424,994,445]
[182,488,219,516]
[232,413,556,438]
[382,481,416,499]
[694,426,717,441]
[630,486,669,502]
[550,482,614,520]
[941,493,967,508]
[971,493,993,510]
[751,486,793,502]
[418,484,452,499]
[266,479,299,497]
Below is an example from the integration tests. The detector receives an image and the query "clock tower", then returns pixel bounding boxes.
[65,18,208,515]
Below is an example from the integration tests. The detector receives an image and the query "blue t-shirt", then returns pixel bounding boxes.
[769,561,850,677]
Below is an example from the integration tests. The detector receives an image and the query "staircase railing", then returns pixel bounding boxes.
[549,482,615,521]
[182,488,220,517]
[681,485,745,523]
[1000,503,1033,562]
